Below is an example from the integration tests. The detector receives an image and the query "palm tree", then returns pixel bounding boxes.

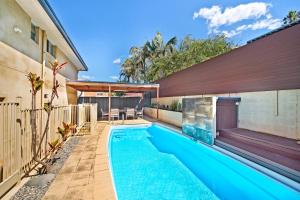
[179,35,194,51]
[145,32,177,80]
[129,46,149,82]
[120,32,178,83]
[145,32,177,59]
[283,10,300,25]
[119,58,136,82]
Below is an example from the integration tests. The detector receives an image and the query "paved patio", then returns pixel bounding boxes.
[43,119,150,200]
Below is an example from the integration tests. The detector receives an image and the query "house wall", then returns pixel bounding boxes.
[0,41,68,109]
[151,89,300,140]
[0,0,41,62]
[0,0,79,107]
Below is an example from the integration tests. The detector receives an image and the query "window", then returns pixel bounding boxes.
[30,23,39,44]
[47,40,56,58]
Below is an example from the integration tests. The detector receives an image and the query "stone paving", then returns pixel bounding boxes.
[43,119,150,200]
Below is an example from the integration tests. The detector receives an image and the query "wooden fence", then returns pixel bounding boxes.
[0,103,97,197]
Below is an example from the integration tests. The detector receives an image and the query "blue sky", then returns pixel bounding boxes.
[48,0,300,81]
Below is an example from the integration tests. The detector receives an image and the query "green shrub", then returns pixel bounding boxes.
[170,100,178,111]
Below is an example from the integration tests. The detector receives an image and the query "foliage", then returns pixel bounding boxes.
[27,59,67,173]
[283,10,300,25]
[119,33,235,83]
[177,102,182,112]
[48,138,60,153]
[27,73,44,95]
[119,32,178,83]
[168,100,182,112]
[170,100,178,111]
[150,103,157,108]
[57,122,76,141]
[113,91,125,96]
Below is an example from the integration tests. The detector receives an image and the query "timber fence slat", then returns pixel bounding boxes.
[0,103,97,197]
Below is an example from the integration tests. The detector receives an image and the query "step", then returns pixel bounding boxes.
[215,139,300,183]
[219,129,300,159]
[216,136,300,171]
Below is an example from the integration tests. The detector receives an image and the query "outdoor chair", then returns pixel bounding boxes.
[111,108,120,120]
[136,107,144,118]
[126,108,135,120]
[101,108,109,120]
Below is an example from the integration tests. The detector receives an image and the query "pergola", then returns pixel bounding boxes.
[67,81,160,121]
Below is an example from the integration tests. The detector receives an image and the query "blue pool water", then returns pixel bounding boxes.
[109,124,300,200]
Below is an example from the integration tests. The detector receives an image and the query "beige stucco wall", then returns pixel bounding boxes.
[0,41,69,109]
[0,0,41,62]
[0,0,79,107]
[55,48,78,80]
[152,90,300,140]
[238,90,300,140]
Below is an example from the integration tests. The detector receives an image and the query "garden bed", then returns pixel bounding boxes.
[144,107,182,127]
[11,136,81,200]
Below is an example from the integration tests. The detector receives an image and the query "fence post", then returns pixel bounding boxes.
[16,97,22,183]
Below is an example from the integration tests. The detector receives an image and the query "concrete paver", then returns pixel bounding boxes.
[43,119,150,200]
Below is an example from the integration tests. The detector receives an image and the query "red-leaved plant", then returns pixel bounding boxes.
[27,60,67,173]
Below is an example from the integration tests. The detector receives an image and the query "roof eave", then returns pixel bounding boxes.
[38,0,88,71]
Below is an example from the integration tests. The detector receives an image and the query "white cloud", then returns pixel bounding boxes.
[78,74,95,81]
[110,76,119,81]
[221,30,241,38]
[221,17,282,38]
[113,58,121,64]
[193,2,270,28]
[237,17,282,31]
[193,2,282,38]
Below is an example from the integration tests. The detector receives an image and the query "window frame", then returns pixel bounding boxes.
[30,23,39,44]
[46,39,56,58]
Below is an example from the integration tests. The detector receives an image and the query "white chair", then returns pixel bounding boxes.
[101,108,109,120]
[126,108,135,119]
[136,107,144,118]
[110,108,120,120]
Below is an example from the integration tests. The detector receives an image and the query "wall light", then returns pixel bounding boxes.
[13,26,22,34]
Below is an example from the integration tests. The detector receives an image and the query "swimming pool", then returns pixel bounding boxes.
[108,124,300,200]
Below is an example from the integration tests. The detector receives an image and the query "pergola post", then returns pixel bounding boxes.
[108,85,111,123]
[67,81,160,122]
[156,87,159,119]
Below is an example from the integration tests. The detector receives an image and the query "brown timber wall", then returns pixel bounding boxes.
[156,24,300,97]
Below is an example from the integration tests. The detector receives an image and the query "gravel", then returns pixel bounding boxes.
[11,136,80,200]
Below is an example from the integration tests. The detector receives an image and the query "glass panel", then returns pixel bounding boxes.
[182,97,216,145]
[30,23,39,44]
[47,40,56,58]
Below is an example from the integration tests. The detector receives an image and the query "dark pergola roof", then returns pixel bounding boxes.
[67,81,159,92]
